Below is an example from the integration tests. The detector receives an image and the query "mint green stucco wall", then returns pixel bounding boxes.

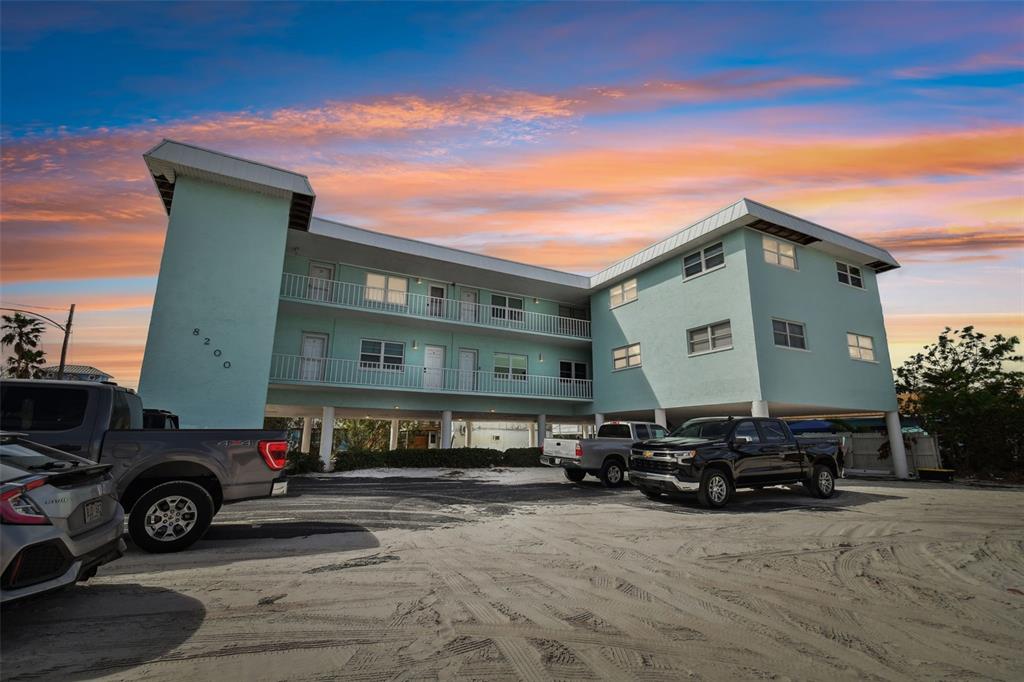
[138,176,290,427]
[744,230,898,412]
[589,230,760,414]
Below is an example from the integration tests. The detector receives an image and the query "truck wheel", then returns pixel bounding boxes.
[698,469,732,509]
[128,481,214,553]
[600,459,625,488]
[808,465,836,499]
[564,469,586,483]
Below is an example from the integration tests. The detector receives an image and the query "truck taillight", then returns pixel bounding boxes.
[0,477,50,525]
[258,440,289,471]
[575,443,583,458]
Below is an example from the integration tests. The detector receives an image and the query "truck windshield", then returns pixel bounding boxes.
[669,420,733,439]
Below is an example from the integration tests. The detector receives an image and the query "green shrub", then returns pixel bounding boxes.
[331,446,543,471]
[286,449,324,474]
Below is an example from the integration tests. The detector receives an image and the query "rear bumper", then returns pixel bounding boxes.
[629,470,700,492]
[540,456,584,469]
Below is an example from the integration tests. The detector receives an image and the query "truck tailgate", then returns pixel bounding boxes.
[543,438,579,459]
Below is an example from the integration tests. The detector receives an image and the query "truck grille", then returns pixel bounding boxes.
[2,540,72,590]
[630,458,677,474]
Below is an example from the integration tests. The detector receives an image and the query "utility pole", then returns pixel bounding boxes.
[57,304,75,380]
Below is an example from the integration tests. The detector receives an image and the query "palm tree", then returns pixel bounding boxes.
[1,313,47,378]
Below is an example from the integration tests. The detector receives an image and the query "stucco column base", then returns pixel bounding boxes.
[595,413,605,428]
[300,417,312,454]
[653,408,667,428]
[537,415,547,445]
[751,400,770,418]
[441,410,453,449]
[886,411,911,479]
[389,418,399,451]
[320,406,335,472]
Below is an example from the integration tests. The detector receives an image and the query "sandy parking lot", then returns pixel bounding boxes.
[3,469,1023,681]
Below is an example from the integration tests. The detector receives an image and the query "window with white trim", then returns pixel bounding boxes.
[364,273,408,305]
[609,279,638,307]
[763,236,797,270]
[491,295,524,323]
[612,343,641,370]
[836,261,864,288]
[772,319,807,349]
[359,339,405,370]
[688,321,733,355]
[683,242,725,279]
[494,352,527,380]
[847,333,875,361]
[559,360,588,380]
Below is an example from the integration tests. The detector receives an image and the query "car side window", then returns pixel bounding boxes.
[760,420,789,442]
[649,425,667,439]
[597,424,632,438]
[732,421,761,443]
[634,424,650,440]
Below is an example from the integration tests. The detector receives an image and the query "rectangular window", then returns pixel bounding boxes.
[687,321,733,355]
[609,278,638,308]
[836,261,864,289]
[494,352,528,380]
[364,273,408,305]
[612,343,642,370]
[0,385,89,431]
[359,339,405,370]
[559,360,588,380]
[847,333,875,361]
[683,241,725,279]
[772,319,807,349]
[491,295,524,323]
[763,236,797,270]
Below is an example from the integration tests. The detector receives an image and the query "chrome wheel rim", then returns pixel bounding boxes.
[144,495,198,541]
[818,471,834,494]
[708,475,727,504]
[607,465,622,484]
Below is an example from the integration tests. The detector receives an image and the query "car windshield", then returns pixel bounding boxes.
[668,420,733,439]
[0,436,88,470]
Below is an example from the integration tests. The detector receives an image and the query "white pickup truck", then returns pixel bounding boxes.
[541,421,668,487]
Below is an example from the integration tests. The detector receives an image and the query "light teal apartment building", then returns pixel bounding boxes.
[138,140,911,477]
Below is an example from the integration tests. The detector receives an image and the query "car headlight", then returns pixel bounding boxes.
[675,450,697,464]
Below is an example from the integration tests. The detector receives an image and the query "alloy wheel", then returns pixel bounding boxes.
[144,495,199,541]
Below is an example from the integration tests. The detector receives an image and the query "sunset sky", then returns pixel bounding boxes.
[2,1,1022,388]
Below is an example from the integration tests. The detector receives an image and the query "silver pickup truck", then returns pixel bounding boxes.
[541,421,668,487]
[0,379,288,553]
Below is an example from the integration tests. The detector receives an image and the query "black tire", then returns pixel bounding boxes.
[600,458,626,488]
[128,481,215,553]
[564,469,586,483]
[697,468,733,508]
[808,464,836,499]
[642,489,662,500]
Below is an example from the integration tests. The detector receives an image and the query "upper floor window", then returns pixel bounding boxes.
[494,352,527,380]
[491,295,524,323]
[683,242,725,279]
[687,321,733,355]
[559,360,588,381]
[772,319,807,349]
[836,262,864,289]
[609,279,638,308]
[612,343,641,370]
[847,333,875,362]
[365,273,408,306]
[763,236,797,270]
[360,339,405,370]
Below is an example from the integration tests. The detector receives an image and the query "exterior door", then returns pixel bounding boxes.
[730,419,773,483]
[460,289,479,322]
[458,349,477,391]
[429,285,446,317]
[759,419,804,481]
[424,345,445,389]
[307,263,334,301]
[300,333,328,381]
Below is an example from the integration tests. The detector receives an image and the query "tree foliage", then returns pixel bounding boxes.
[1,313,47,379]
[895,326,1023,475]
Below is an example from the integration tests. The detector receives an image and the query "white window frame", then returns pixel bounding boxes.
[772,318,809,351]
[763,236,798,270]
[836,261,865,289]
[612,343,642,370]
[490,294,525,323]
[682,241,726,280]
[364,272,408,306]
[687,320,733,356]
[847,332,876,362]
[609,278,638,308]
[494,351,528,381]
[359,338,406,371]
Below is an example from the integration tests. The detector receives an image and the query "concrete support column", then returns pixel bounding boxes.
[528,423,537,447]
[319,406,335,472]
[465,421,473,447]
[595,413,605,428]
[537,415,547,445]
[885,411,911,479]
[389,418,399,451]
[751,400,770,418]
[653,408,667,428]
[441,410,453,449]
[300,417,312,454]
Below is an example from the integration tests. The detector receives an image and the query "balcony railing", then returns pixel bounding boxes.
[269,354,593,400]
[280,273,591,340]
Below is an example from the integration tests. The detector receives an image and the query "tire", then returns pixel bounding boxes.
[697,468,733,509]
[808,464,836,499]
[128,481,215,553]
[564,469,586,483]
[600,458,626,488]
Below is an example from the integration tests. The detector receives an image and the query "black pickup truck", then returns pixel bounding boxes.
[629,416,843,508]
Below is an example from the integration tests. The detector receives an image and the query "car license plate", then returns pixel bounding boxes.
[83,498,103,524]
[643,450,653,458]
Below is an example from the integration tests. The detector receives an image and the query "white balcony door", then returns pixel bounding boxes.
[300,333,328,381]
[458,348,477,391]
[307,263,334,301]
[424,345,445,389]
[460,289,478,322]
